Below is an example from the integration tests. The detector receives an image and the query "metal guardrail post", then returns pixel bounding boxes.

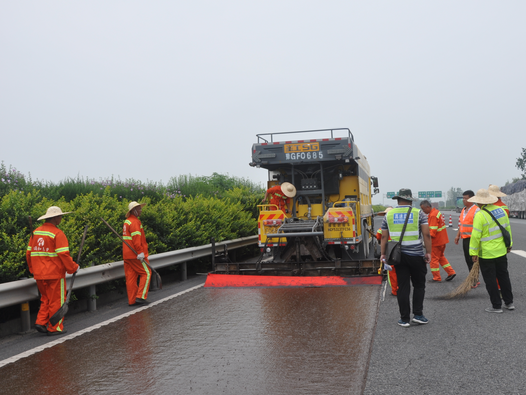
[211,237,216,272]
[87,260,97,311]
[20,301,31,333]
[180,262,187,281]
[87,285,97,312]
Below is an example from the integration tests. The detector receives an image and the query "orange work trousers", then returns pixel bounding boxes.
[36,278,66,332]
[124,259,152,305]
[430,245,455,281]
[388,267,398,295]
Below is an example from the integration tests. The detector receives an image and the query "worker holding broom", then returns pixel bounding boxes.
[468,189,514,313]
[123,201,152,306]
[26,206,79,335]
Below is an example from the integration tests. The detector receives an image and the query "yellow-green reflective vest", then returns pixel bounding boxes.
[469,204,512,259]
[386,207,421,247]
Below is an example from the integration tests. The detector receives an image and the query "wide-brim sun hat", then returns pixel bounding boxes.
[126,201,146,218]
[281,182,297,198]
[37,206,73,221]
[376,207,393,216]
[392,188,415,201]
[488,184,507,197]
[468,188,498,205]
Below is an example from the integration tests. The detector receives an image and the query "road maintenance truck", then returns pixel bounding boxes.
[215,128,381,276]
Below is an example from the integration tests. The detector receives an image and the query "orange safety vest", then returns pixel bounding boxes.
[123,215,149,260]
[493,199,509,217]
[267,185,289,211]
[459,205,479,239]
[26,222,79,280]
[427,208,448,246]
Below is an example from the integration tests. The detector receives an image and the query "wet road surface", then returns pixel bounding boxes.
[1,281,380,394]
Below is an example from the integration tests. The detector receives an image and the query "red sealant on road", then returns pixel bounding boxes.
[204,273,383,288]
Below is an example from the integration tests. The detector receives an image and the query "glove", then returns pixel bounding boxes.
[137,252,145,262]
[382,259,392,271]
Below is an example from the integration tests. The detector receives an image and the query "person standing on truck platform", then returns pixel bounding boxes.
[454,190,480,286]
[488,184,509,217]
[376,207,398,296]
[380,189,432,328]
[468,189,514,313]
[26,206,79,335]
[123,201,152,306]
[419,200,456,282]
[261,182,297,213]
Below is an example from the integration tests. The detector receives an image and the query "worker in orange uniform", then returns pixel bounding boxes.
[454,190,481,287]
[123,201,152,306]
[376,207,398,295]
[261,182,297,212]
[488,184,509,216]
[26,206,79,335]
[420,200,456,282]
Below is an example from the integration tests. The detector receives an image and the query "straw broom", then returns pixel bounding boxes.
[445,259,480,298]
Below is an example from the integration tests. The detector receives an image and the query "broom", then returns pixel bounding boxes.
[445,259,480,298]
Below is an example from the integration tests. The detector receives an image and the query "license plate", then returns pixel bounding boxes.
[284,142,320,153]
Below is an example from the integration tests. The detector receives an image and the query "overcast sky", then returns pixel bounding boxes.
[1,1,524,205]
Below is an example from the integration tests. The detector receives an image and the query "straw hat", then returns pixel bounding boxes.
[376,207,393,216]
[281,182,297,198]
[488,184,507,197]
[126,201,146,218]
[467,189,498,205]
[37,206,73,221]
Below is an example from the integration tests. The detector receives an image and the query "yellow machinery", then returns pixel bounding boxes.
[245,128,381,276]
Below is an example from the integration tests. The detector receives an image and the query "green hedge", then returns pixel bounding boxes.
[0,189,258,283]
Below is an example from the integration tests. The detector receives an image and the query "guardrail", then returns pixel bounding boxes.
[0,235,258,332]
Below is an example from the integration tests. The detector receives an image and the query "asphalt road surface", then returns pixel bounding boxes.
[364,210,526,395]
[0,210,524,394]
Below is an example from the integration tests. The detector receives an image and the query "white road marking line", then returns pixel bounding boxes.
[0,283,204,368]
[511,250,526,258]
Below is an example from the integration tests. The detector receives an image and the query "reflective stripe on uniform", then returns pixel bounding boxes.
[34,231,56,238]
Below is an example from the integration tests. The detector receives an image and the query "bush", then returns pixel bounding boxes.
[0,164,265,284]
[0,189,258,283]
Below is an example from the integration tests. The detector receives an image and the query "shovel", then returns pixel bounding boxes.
[100,217,162,291]
[49,223,89,327]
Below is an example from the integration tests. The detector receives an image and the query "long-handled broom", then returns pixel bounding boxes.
[49,224,89,326]
[445,259,480,299]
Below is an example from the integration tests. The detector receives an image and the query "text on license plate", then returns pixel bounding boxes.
[284,142,320,153]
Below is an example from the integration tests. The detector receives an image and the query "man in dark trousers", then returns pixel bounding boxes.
[380,189,432,327]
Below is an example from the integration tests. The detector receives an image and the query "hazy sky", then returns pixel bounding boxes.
[1,1,524,204]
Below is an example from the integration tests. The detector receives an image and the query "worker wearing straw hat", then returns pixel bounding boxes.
[26,206,79,335]
[488,184,509,217]
[123,201,152,306]
[261,182,297,213]
[468,189,514,313]
[376,207,398,296]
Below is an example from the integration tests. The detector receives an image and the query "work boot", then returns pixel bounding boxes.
[445,274,456,281]
[135,298,149,305]
[35,324,48,334]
